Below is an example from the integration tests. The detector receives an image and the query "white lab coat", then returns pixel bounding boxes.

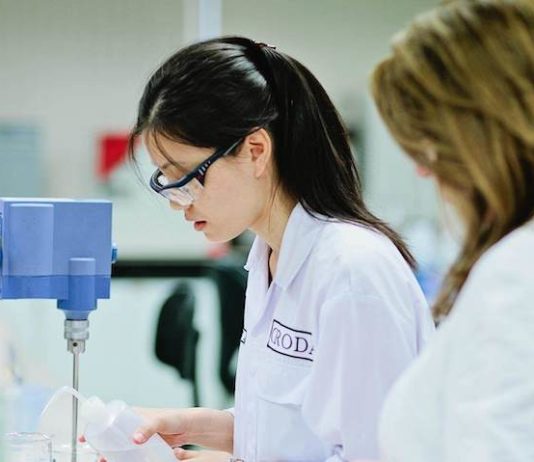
[379,219,534,462]
[232,203,434,461]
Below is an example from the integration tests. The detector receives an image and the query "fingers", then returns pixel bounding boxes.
[131,408,188,446]
[78,436,104,461]
[131,408,177,444]
[132,418,177,444]
[174,448,197,460]
[132,429,149,444]
[173,448,232,461]
[133,417,163,444]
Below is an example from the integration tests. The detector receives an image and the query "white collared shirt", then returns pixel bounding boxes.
[379,219,534,462]
[232,203,434,461]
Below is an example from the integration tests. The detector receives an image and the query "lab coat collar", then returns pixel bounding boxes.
[244,203,327,289]
[244,233,269,273]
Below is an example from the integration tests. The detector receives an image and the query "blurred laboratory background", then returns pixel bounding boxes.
[0,0,457,432]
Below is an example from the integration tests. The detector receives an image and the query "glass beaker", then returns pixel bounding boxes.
[5,432,52,462]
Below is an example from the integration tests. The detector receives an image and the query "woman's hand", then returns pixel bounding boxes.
[133,407,234,453]
[80,407,234,462]
[132,407,191,448]
[174,448,232,461]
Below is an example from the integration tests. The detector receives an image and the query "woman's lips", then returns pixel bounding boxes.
[194,220,207,231]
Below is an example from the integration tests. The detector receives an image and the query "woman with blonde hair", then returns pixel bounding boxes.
[371,0,534,460]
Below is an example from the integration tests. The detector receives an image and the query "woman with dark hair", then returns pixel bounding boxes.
[127,36,433,462]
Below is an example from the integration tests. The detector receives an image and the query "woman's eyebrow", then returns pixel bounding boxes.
[159,160,189,173]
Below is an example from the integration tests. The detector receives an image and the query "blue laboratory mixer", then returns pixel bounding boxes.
[0,198,116,460]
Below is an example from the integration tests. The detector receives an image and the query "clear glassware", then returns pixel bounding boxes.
[5,432,52,462]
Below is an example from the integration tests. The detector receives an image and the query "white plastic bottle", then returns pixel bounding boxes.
[81,396,177,462]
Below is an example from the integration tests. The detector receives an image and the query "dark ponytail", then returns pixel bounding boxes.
[130,36,415,268]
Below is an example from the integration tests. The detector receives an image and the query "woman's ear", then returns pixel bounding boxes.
[416,163,433,178]
[416,140,437,178]
[243,128,273,178]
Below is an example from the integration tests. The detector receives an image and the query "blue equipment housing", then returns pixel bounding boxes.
[0,198,115,320]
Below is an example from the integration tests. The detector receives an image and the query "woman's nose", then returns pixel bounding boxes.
[169,201,191,212]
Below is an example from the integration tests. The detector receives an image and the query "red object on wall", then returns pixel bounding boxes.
[97,133,130,180]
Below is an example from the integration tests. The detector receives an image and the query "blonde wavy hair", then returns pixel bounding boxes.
[371,0,534,319]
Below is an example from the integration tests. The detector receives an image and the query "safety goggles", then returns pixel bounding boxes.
[149,138,243,207]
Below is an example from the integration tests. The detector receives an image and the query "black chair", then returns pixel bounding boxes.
[155,282,200,406]
[154,260,246,406]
